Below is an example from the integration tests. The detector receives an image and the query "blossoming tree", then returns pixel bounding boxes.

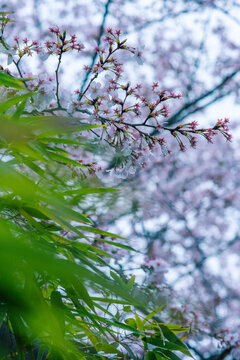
[0,1,239,359]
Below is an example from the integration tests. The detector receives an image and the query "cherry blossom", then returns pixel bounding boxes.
[1,2,240,359]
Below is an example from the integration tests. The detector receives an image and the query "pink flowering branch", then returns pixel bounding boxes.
[0,18,232,175]
[46,27,84,107]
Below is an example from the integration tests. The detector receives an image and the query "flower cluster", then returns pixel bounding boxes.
[12,37,40,58]
[60,29,231,177]
[0,12,10,35]
[215,328,240,353]
[168,118,232,152]
[141,256,168,286]
[46,28,84,55]
[0,25,84,70]
[69,74,231,176]
[25,74,56,112]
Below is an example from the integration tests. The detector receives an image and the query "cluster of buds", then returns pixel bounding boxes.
[169,118,232,152]
[215,328,240,349]
[141,256,168,286]
[2,28,84,60]
[11,37,41,58]
[46,28,84,55]
[141,256,168,272]
[27,74,55,94]
[81,28,128,78]
[214,118,232,141]
[80,28,144,79]
[103,28,145,66]
[0,12,11,34]
[0,27,84,67]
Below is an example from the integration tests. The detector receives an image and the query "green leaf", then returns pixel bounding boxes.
[0,92,35,113]
[154,349,182,360]
[13,98,28,119]
[0,18,11,23]
[44,151,87,167]
[95,343,122,355]
[39,137,89,146]
[135,313,144,331]
[147,338,191,355]
[91,298,133,305]
[62,187,119,196]
[72,278,95,311]
[0,71,26,89]
[15,156,50,181]
[143,305,166,324]
[40,205,92,226]
[153,353,166,360]
[124,318,137,328]
[146,351,157,360]
[35,120,104,137]
[73,241,112,258]
[92,237,137,252]
[37,346,48,360]
[121,342,137,359]
[123,305,132,312]
[158,323,190,334]
[77,225,126,240]
[110,271,125,287]
[127,275,135,291]
[159,325,193,357]
[21,206,50,220]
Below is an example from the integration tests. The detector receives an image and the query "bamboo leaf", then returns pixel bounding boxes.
[62,187,119,196]
[77,225,126,240]
[135,313,144,331]
[0,71,26,89]
[0,92,35,113]
[95,343,122,355]
[143,305,166,325]
[127,275,135,291]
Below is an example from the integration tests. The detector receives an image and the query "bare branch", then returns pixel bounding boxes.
[166,70,239,126]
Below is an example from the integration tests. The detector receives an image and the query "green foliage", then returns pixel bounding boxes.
[0,72,192,359]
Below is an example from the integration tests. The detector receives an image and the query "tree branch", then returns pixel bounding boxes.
[166,70,239,126]
[80,0,112,93]
[206,346,233,360]
[122,9,191,35]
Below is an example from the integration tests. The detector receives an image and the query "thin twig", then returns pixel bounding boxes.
[165,69,239,126]
[55,51,63,108]
[80,0,112,93]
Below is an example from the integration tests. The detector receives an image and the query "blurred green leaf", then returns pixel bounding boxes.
[143,305,166,325]
[0,92,35,113]
[95,343,122,355]
[0,71,26,89]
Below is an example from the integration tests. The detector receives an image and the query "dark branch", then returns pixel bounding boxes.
[170,88,232,124]
[166,70,239,126]
[122,9,191,35]
[187,344,205,360]
[213,4,240,27]
[206,347,233,360]
[122,2,240,36]
[80,0,112,93]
